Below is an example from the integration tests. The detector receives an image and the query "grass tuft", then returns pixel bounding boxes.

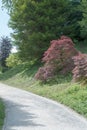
[0,99,5,130]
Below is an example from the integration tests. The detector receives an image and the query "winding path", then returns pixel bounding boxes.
[0,83,87,130]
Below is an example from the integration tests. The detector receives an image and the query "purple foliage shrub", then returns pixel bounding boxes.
[35,36,78,82]
[72,53,87,84]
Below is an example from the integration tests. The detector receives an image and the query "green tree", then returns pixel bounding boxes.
[79,0,87,41]
[0,36,12,71]
[63,0,82,40]
[2,0,82,61]
[6,53,22,68]
[2,0,70,60]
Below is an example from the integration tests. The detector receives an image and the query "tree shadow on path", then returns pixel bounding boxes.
[3,99,45,130]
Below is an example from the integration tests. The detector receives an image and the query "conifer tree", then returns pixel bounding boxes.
[0,36,12,68]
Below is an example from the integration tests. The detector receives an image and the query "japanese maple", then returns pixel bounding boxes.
[35,36,78,81]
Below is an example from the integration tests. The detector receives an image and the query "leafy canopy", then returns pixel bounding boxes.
[0,36,12,68]
[2,0,78,60]
[2,0,82,61]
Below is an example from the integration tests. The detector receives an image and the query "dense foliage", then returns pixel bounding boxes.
[35,36,78,82]
[63,0,82,40]
[2,0,82,61]
[72,53,87,84]
[79,0,87,41]
[0,36,12,68]
[6,53,22,68]
[2,0,87,83]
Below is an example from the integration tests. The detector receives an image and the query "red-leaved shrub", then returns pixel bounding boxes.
[35,36,79,81]
[35,65,55,82]
[72,53,87,84]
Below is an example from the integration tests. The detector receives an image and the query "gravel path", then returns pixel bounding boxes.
[0,83,87,130]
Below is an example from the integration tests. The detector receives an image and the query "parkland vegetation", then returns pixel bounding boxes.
[0,0,87,118]
[0,99,5,130]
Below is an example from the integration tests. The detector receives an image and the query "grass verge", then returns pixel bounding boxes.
[0,99,5,130]
[0,62,87,118]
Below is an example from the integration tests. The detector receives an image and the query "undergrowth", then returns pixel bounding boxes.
[0,43,87,118]
[0,62,87,118]
[0,99,5,130]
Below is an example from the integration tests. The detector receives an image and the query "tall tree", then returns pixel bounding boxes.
[2,0,70,60]
[0,36,12,68]
[2,0,82,61]
[79,0,87,41]
[63,0,82,40]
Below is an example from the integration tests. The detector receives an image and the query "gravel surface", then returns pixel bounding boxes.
[0,83,87,130]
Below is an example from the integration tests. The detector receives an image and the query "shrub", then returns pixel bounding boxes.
[6,53,22,68]
[35,65,55,82]
[72,53,87,84]
[35,36,78,82]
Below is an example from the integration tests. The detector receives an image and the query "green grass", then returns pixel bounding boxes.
[27,83,87,118]
[0,99,5,130]
[0,43,87,118]
[0,62,87,118]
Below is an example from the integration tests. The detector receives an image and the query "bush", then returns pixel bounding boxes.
[6,53,22,68]
[35,65,55,82]
[72,53,87,84]
[35,36,78,82]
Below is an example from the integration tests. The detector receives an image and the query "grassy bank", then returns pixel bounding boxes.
[0,62,87,118]
[0,99,5,130]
